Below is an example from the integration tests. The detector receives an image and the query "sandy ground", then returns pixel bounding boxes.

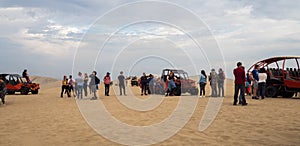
[0,77,300,146]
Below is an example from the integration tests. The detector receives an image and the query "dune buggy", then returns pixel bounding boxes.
[0,74,40,95]
[160,69,198,96]
[130,76,139,86]
[248,56,300,98]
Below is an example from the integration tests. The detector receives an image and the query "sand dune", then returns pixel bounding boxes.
[0,77,299,146]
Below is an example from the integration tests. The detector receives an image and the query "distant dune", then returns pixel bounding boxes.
[31,76,60,89]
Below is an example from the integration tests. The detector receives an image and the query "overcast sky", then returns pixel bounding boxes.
[1,0,300,79]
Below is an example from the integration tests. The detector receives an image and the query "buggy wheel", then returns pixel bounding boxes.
[265,86,277,98]
[21,87,29,95]
[7,91,15,95]
[173,86,181,96]
[190,88,198,96]
[32,90,39,94]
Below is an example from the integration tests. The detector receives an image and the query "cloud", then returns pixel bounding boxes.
[0,0,300,79]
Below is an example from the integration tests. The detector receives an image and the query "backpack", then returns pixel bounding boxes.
[95,76,100,84]
[104,76,110,84]
[218,72,225,82]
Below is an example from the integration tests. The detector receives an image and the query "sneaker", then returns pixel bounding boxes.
[242,103,248,106]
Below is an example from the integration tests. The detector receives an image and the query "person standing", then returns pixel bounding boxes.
[251,65,259,99]
[61,75,70,98]
[118,71,126,96]
[75,72,84,99]
[209,69,218,97]
[140,73,148,96]
[246,71,252,96]
[0,78,6,105]
[68,75,76,97]
[217,68,225,97]
[198,70,207,97]
[238,66,246,104]
[89,71,98,100]
[148,74,154,94]
[83,73,89,97]
[233,62,247,106]
[104,72,111,96]
[22,69,31,83]
[258,68,267,99]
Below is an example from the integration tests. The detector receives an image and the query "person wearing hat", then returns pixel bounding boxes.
[104,72,111,96]
[209,68,218,97]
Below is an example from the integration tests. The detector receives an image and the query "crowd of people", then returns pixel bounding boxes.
[0,64,297,106]
[139,73,155,96]
[198,68,226,97]
[61,71,101,100]
[233,62,269,106]
[60,71,129,100]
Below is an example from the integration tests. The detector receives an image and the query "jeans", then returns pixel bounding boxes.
[0,91,6,104]
[234,84,246,104]
[141,83,147,94]
[77,85,83,99]
[119,84,126,95]
[61,85,70,97]
[211,83,217,97]
[90,85,97,98]
[83,83,88,97]
[218,82,224,97]
[199,83,206,96]
[105,84,110,96]
[149,84,154,94]
[168,80,176,91]
[257,82,266,98]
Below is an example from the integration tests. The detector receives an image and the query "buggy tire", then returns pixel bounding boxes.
[190,88,199,96]
[174,86,181,96]
[21,87,29,95]
[7,91,15,95]
[265,86,277,98]
[32,90,39,94]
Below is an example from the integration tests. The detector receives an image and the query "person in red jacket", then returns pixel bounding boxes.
[233,62,248,106]
[104,72,111,96]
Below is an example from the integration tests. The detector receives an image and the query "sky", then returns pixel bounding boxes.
[0,0,300,79]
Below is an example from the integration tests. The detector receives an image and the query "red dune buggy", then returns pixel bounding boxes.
[160,69,198,96]
[0,74,40,95]
[248,56,300,98]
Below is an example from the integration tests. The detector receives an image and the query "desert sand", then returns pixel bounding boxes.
[0,76,300,146]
